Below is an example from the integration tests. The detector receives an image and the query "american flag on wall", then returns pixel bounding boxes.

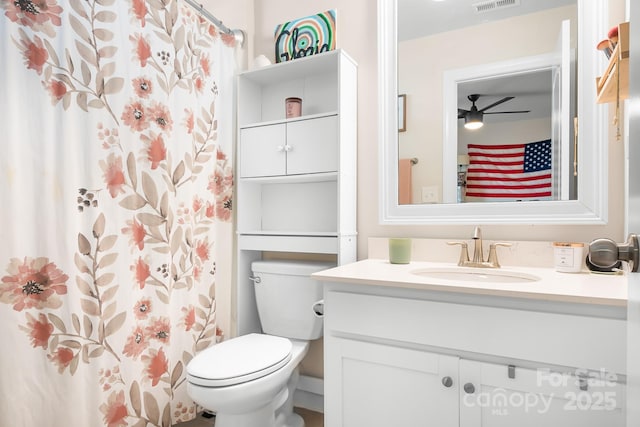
[466,139,552,201]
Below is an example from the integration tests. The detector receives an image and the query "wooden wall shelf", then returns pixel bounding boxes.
[596,22,629,104]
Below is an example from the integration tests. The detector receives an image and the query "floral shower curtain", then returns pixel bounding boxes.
[0,1,238,426]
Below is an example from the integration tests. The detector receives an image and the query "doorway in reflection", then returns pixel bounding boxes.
[397,1,577,205]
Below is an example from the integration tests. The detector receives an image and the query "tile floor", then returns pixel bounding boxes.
[174,408,323,427]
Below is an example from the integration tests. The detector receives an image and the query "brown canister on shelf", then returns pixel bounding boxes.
[285,97,302,118]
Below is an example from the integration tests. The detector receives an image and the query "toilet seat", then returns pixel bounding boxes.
[187,333,293,387]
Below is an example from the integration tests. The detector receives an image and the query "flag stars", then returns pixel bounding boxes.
[524,140,551,173]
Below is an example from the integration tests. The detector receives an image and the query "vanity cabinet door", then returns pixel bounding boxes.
[286,115,338,175]
[239,123,287,178]
[325,338,459,427]
[458,359,625,427]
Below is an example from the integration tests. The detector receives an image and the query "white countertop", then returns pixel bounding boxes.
[312,259,628,307]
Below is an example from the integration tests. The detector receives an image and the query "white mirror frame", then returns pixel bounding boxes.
[378,0,608,224]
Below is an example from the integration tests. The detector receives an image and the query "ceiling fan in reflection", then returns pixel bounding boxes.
[458,94,530,130]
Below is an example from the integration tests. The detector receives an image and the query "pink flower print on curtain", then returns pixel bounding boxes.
[0,257,69,311]
[19,35,49,73]
[0,0,238,425]
[5,0,63,36]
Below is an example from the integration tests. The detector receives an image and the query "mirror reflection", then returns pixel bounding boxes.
[397,0,577,205]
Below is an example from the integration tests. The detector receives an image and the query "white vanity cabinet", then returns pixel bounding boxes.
[235,50,357,335]
[323,287,626,427]
[329,338,459,426]
[459,359,625,426]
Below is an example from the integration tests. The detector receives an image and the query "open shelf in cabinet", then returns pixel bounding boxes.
[239,49,348,86]
[237,180,338,235]
[238,50,355,127]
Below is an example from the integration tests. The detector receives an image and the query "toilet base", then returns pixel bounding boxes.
[215,408,303,427]
[208,367,305,427]
[214,404,275,427]
[276,368,304,427]
[281,412,304,427]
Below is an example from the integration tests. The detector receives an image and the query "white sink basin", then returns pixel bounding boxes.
[411,267,540,283]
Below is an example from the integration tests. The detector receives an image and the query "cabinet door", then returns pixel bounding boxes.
[239,124,286,177]
[286,115,338,175]
[459,359,625,427]
[325,338,458,427]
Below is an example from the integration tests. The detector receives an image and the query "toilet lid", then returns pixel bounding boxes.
[187,333,293,387]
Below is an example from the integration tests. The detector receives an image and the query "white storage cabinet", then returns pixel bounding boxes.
[236,50,357,335]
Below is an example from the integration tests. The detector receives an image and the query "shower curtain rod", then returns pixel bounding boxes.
[183,0,245,47]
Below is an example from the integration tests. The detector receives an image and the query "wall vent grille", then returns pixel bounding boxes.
[472,0,520,14]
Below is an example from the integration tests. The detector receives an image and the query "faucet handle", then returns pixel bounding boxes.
[447,241,470,266]
[487,242,512,268]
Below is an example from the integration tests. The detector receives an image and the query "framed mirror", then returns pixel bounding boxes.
[378,0,609,224]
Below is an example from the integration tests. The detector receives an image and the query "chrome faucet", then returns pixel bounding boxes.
[471,226,484,264]
[448,226,511,268]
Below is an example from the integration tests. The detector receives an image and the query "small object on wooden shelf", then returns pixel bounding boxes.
[608,25,619,46]
[597,39,612,59]
[596,22,629,104]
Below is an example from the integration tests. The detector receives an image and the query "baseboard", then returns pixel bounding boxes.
[293,375,324,413]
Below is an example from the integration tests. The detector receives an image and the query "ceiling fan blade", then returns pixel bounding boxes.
[479,96,514,112]
[483,110,531,115]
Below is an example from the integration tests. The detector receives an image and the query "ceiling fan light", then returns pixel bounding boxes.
[464,111,483,130]
[464,121,483,130]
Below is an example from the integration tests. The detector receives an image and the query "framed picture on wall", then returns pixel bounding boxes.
[398,94,406,132]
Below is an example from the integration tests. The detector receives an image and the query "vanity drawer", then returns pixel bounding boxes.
[325,291,626,373]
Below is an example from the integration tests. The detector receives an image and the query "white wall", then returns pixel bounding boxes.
[458,118,551,152]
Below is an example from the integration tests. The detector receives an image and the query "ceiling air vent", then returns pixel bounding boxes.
[472,0,520,14]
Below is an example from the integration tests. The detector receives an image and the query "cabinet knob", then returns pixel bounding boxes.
[276,145,285,152]
[284,145,293,152]
[578,376,589,391]
[463,383,475,394]
[441,376,453,388]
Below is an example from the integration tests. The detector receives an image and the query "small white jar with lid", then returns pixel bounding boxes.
[553,242,585,273]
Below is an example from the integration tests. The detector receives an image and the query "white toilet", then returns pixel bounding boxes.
[186,260,333,427]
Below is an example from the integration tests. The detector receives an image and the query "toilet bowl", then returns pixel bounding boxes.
[187,334,309,427]
[186,260,333,427]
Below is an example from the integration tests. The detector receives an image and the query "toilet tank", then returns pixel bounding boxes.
[251,260,334,340]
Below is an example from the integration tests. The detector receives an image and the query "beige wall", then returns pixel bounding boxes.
[205,0,628,285]
[203,0,627,384]
[247,1,627,259]
[205,0,628,254]
[200,0,253,67]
